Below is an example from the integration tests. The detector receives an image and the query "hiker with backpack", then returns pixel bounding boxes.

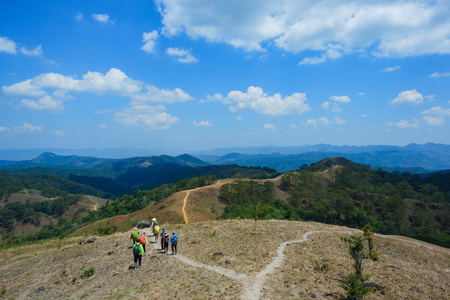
[130,227,139,246]
[132,239,144,268]
[160,228,166,250]
[150,218,157,232]
[140,232,148,254]
[153,222,160,243]
[162,231,169,253]
[170,232,178,255]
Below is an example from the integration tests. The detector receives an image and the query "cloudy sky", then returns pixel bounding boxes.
[1,0,449,153]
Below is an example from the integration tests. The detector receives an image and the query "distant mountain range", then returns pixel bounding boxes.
[1,143,450,174]
[192,143,450,172]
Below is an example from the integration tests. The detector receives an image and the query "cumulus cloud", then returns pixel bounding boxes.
[429,71,450,78]
[156,0,450,60]
[193,120,213,127]
[141,30,159,53]
[92,13,112,24]
[318,117,332,125]
[423,116,445,126]
[330,95,351,103]
[208,86,310,116]
[422,106,450,117]
[357,92,366,96]
[383,66,400,72]
[425,95,435,101]
[264,123,276,130]
[387,119,419,128]
[3,68,143,97]
[2,68,188,130]
[166,47,198,63]
[0,36,17,54]
[302,119,317,128]
[19,95,64,112]
[334,116,347,124]
[289,123,296,128]
[132,85,192,104]
[114,105,179,129]
[20,45,43,56]
[390,89,423,106]
[298,48,342,65]
[16,122,43,132]
[99,124,108,129]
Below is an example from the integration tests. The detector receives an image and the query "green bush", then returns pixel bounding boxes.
[81,267,95,278]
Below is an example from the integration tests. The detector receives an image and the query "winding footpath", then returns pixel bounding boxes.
[182,191,190,224]
[147,228,322,300]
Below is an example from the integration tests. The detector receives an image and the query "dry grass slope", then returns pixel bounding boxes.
[1,220,449,300]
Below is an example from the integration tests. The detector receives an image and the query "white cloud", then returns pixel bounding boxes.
[361,114,368,117]
[334,116,347,124]
[298,48,342,65]
[3,68,143,96]
[19,95,64,112]
[2,79,46,97]
[141,30,159,53]
[321,101,330,110]
[425,94,435,101]
[390,89,423,106]
[0,127,8,132]
[20,45,43,56]
[318,117,332,125]
[236,115,242,121]
[302,119,317,128]
[421,106,450,117]
[75,12,84,21]
[357,92,366,96]
[99,124,108,129]
[193,120,213,127]
[289,123,296,128]
[16,122,43,132]
[429,71,450,78]
[0,36,17,54]
[330,95,351,103]
[156,0,450,60]
[264,123,276,130]
[166,47,198,63]
[423,116,445,126]
[52,130,65,136]
[92,13,112,24]
[209,86,310,116]
[114,105,179,129]
[383,66,400,72]
[132,85,192,104]
[387,119,419,128]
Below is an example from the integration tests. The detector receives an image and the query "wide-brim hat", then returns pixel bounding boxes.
[152,218,156,221]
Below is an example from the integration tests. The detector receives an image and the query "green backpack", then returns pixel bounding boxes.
[131,230,139,240]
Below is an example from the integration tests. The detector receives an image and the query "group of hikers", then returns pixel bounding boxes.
[130,218,178,268]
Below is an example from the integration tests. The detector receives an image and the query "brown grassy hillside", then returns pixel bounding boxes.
[0,220,448,299]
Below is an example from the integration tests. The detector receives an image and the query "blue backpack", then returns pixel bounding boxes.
[172,234,178,243]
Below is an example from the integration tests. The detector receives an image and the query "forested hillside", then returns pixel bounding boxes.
[219,158,450,247]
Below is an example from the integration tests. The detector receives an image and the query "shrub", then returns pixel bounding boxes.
[339,274,372,299]
[340,236,365,280]
[81,267,95,278]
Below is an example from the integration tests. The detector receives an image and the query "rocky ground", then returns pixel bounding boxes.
[0,219,449,299]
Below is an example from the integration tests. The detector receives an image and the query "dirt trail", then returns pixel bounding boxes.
[80,195,98,211]
[182,191,189,224]
[144,228,322,300]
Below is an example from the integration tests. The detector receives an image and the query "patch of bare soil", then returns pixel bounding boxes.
[0,189,53,206]
[1,220,448,300]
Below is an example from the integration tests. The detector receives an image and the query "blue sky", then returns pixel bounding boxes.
[1,0,449,154]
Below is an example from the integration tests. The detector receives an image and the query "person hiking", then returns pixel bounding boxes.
[130,227,139,246]
[160,228,166,250]
[170,231,178,255]
[163,231,169,253]
[132,239,144,268]
[150,218,157,232]
[140,232,148,254]
[153,222,160,243]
